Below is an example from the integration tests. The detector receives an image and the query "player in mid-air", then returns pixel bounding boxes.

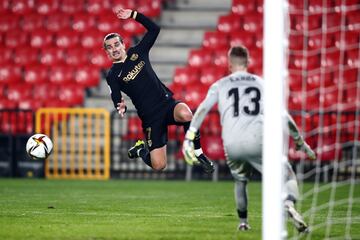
[103,8,214,173]
[182,46,316,232]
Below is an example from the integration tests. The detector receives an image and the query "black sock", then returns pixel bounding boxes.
[237,209,248,219]
[183,121,202,150]
[138,148,152,168]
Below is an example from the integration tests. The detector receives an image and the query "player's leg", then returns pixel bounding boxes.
[284,162,309,233]
[172,102,214,173]
[227,157,253,231]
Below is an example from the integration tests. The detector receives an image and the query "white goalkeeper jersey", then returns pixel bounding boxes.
[190,70,264,163]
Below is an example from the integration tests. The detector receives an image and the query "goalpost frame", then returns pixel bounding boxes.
[263,0,288,239]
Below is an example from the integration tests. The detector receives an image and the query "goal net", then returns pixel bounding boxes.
[285,0,360,239]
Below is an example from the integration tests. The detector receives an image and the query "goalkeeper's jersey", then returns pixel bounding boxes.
[190,71,264,151]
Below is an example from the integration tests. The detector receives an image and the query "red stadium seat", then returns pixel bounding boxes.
[326,13,341,29]
[45,14,71,32]
[346,10,360,31]
[6,84,33,102]
[316,134,342,161]
[40,48,65,66]
[55,29,80,48]
[341,68,358,84]
[320,87,340,110]
[173,67,199,86]
[13,48,39,67]
[289,34,305,50]
[33,83,59,101]
[0,0,10,14]
[201,136,225,160]
[243,13,263,33]
[202,112,221,135]
[137,0,162,18]
[21,14,45,32]
[248,48,263,73]
[288,53,321,70]
[231,0,256,15]
[89,49,112,69]
[18,98,43,110]
[24,65,49,85]
[0,99,17,109]
[288,73,303,92]
[80,28,104,49]
[0,14,19,32]
[0,84,5,98]
[188,49,213,68]
[184,86,207,110]
[30,29,53,48]
[288,0,305,12]
[333,30,359,49]
[65,49,89,66]
[345,49,360,68]
[97,15,121,33]
[202,31,229,50]
[60,0,84,14]
[213,49,229,68]
[230,31,255,48]
[0,65,22,85]
[306,71,334,91]
[308,0,327,13]
[200,67,227,87]
[58,84,84,106]
[11,0,33,15]
[86,0,111,15]
[343,88,359,111]
[49,65,74,84]
[36,0,59,15]
[43,98,70,108]
[74,67,100,87]
[4,30,28,48]
[321,51,341,68]
[123,116,143,140]
[71,13,96,33]
[122,19,145,35]
[112,0,137,11]
[290,14,322,31]
[308,33,334,50]
[217,14,242,33]
[0,47,13,65]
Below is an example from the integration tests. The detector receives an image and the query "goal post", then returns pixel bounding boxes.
[263,0,288,239]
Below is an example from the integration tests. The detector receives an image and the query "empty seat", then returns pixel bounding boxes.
[288,73,303,92]
[33,83,59,101]
[13,48,39,67]
[49,65,74,84]
[201,136,225,160]
[89,49,112,69]
[71,13,96,32]
[0,0,10,14]
[24,65,49,84]
[65,48,89,66]
[326,12,341,29]
[80,28,104,49]
[345,49,360,68]
[137,0,162,18]
[6,84,33,102]
[123,116,143,140]
[86,0,111,15]
[320,87,340,110]
[112,0,137,11]
[290,14,322,31]
[346,10,359,31]
[58,84,84,106]
[232,0,256,15]
[217,14,242,33]
[343,88,359,111]
[184,86,207,110]
[188,49,213,68]
[202,31,229,50]
[289,34,305,50]
[19,98,43,110]
[11,0,33,15]
[0,65,22,85]
[4,30,28,48]
[30,29,53,48]
[288,53,321,70]
[60,0,84,14]
[21,14,45,32]
[0,47,13,65]
[74,67,100,87]
[173,67,199,86]
[36,0,59,15]
[96,15,121,33]
[45,14,71,32]
[230,31,255,48]
[308,33,333,50]
[122,19,145,35]
[333,30,359,49]
[321,51,341,68]
[288,0,305,12]
[213,49,229,68]
[0,14,19,32]
[55,29,80,48]
[316,134,342,161]
[40,47,65,66]
[200,67,227,87]
[242,13,263,33]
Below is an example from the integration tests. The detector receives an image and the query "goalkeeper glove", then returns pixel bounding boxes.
[294,136,316,160]
[182,128,199,165]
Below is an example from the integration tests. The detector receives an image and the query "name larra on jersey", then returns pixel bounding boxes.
[122,60,146,82]
[230,75,256,82]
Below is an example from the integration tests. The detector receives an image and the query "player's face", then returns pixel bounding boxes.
[104,37,126,62]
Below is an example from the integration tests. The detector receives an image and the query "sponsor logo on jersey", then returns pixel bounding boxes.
[123,61,145,82]
[130,53,139,61]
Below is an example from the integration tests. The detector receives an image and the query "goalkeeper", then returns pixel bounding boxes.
[183,45,316,233]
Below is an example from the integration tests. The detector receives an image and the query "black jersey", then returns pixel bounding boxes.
[106,12,173,123]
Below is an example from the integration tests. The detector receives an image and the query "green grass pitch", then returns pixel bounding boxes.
[0,179,359,240]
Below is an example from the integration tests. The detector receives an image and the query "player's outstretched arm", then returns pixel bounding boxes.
[286,112,316,160]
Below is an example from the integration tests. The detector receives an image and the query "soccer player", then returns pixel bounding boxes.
[103,8,214,173]
[182,46,316,232]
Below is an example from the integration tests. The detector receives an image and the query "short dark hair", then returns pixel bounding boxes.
[103,33,123,49]
[229,45,249,67]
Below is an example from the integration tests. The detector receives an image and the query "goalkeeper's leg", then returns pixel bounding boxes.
[235,179,251,231]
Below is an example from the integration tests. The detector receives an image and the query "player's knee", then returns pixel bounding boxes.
[181,110,193,122]
[174,103,193,122]
[152,161,166,171]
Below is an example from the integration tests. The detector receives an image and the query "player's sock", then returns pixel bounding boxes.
[138,148,152,168]
[235,180,248,219]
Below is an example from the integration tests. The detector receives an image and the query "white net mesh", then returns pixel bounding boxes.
[286,0,360,239]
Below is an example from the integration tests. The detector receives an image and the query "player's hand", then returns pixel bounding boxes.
[182,129,199,165]
[114,8,132,20]
[116,98,126,118]
[295,137,316,160]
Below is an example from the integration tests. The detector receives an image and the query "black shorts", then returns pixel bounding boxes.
[141,98,183,151]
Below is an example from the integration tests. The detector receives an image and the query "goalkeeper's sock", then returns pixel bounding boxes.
[138,148,152,168]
